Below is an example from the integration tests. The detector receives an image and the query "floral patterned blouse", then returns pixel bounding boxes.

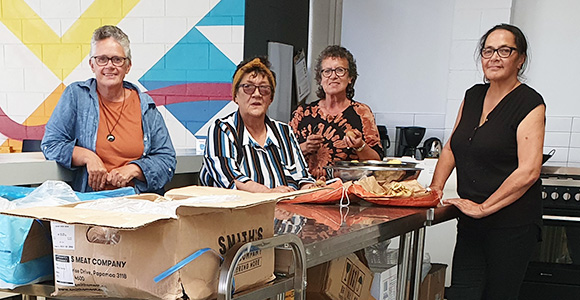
[289,99,383,179]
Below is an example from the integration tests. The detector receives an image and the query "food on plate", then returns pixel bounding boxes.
[384,182,413,197]
[382,179,429,197]
[387,159,402,164]
[357,176,387,195]
[356,176,428,198]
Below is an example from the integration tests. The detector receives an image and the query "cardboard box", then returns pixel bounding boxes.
[370,264,397,300]
[307,253,373,300]
[284,289,294,300]
[1,187,295,300]
[418,263,447,300]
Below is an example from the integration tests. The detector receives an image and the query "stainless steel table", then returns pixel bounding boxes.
[219,203,459,300]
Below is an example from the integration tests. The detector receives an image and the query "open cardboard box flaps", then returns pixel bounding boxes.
[0,186,282,300]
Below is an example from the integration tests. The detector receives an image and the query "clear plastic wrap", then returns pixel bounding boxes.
[0,181,80,211]
[0,180,135,289]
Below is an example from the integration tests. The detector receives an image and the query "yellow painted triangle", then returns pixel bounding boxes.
[24,83,66,126]
[2,83,66,152]
[0,0,140,81]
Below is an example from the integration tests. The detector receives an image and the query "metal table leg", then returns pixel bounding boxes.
[411,227,426,300]
[397,226,427,300]
[397,231,412,300]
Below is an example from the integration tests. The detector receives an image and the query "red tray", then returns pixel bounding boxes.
[280,179,347,204]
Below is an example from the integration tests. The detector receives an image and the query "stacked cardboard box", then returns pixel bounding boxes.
[307,253,373,300]
[418,263,447,300]
[370,264,397,300]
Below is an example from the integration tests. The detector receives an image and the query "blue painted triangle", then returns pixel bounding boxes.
[139,28,236,90]
[138,0,245,136]
[165,100,230,135]
[198,0,245,26]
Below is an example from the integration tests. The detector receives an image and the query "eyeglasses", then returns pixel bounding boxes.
[92,55,129,67]
[481,47,518,59]
[239,83,272,96]
[321,67,348,78]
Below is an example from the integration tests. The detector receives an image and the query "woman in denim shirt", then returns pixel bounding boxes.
[42,25,175,194]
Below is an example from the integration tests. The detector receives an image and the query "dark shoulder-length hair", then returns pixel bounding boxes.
[314,45,358,99]
[476,23,529,81]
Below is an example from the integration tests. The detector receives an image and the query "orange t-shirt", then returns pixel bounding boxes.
[96,89,144,189]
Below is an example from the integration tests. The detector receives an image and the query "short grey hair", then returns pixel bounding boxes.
[90,25,132,61]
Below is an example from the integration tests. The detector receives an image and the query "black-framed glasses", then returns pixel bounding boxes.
[239,83,272,96]
[321,67,348,78]
[92,55,129,67]
[481,46,518,59]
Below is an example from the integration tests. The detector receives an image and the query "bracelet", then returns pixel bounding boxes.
[355,142,366,152]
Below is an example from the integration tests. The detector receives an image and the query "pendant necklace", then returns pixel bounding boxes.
[98,89,127,142]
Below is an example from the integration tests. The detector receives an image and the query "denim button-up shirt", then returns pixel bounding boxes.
[41,78,176,193]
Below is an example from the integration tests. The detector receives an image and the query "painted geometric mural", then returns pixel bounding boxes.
[0,0,243,153]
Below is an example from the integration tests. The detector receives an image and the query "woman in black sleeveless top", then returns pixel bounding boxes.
[429,24,545,300]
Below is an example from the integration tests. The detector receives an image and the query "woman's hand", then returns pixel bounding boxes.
[271,185,297,193]
[429,185,444,200]
[443,198,487,219]
[86,156,108,191]
[73,147,108,191]
[343,129,364,149]
[234,179,296,193]
[300,134,324,155]
[107,164,143,188]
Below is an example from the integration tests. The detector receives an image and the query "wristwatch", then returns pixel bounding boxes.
[355,142,366,152]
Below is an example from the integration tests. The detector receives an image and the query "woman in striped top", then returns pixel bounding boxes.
[200,57,315,192]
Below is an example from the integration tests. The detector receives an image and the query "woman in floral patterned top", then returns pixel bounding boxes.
[289,45,383,180]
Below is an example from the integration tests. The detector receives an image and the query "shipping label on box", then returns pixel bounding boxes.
[370,265,397,300]
[340,256,368,298]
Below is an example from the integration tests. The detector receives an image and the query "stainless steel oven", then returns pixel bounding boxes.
[520,166,580,299]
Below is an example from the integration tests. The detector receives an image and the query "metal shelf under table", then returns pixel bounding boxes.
[218,203,459,300]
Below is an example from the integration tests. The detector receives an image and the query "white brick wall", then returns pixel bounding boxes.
[443,0,513,143]
[372,0,514,149]
[0,0,242,151]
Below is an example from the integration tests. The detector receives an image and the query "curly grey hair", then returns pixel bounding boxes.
[90,25,131,62]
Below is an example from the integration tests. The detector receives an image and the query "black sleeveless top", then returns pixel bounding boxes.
[451,83,545,229]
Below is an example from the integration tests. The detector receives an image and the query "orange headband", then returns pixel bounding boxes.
[232,58,276,100]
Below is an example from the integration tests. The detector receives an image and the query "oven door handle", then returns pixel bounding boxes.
[543,215,580,222]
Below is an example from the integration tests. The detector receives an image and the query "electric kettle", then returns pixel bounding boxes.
[423,137,442,158]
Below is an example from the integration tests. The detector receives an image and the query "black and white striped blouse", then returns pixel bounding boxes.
[200,110,314,190]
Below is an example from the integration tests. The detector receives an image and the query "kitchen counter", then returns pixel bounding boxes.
[0,152,203,186]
